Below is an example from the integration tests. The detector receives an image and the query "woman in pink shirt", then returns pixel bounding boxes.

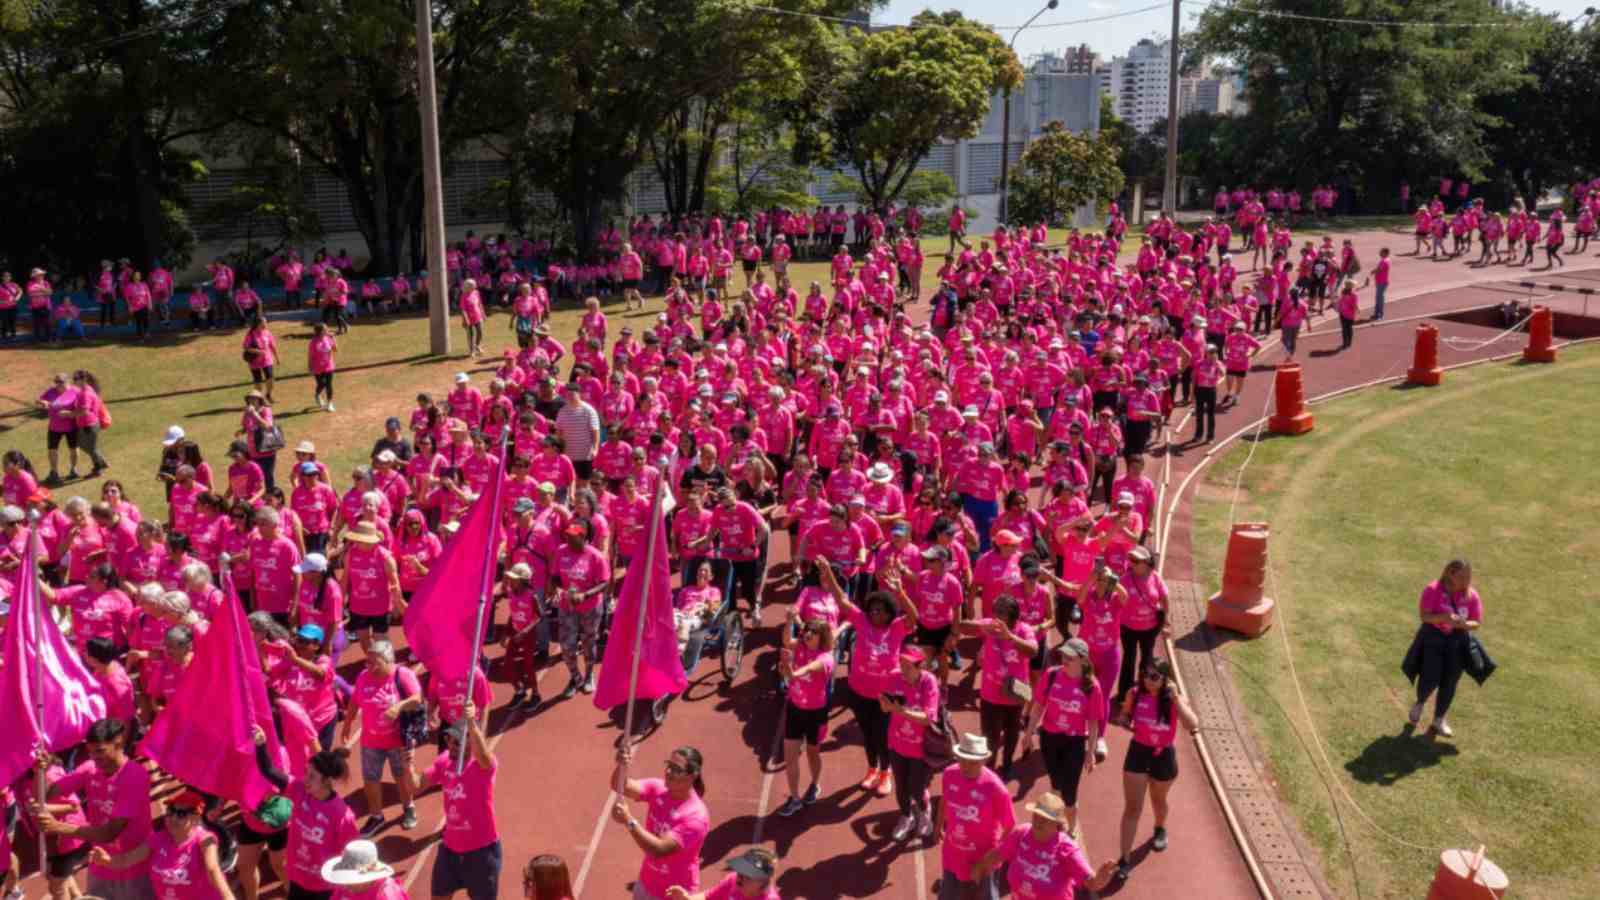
[459,278,485,357]
[1023,639,1106,834]
[340,639,422,834]
[242,317,279,402]
[883,645,941,842]
[773,608,837,818]
[955,595,1038,779]
[251,729,361,900]
[971,792,1116,899]
[1407,559,1482,737]
[609,743,711,900]
[1115,656,1198,882]
[308,322,339,412]
[137,789,235,900]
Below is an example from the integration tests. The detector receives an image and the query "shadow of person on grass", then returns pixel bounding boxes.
[1345,725,1459,786]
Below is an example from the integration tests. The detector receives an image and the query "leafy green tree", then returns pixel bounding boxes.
[1004,121,1124,226]
[1191,0,1535,195]
[824,10,1021,208]
[202,0,524,274]
[1479,15,1599,207]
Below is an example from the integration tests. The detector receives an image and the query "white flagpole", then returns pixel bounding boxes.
[615,478,666,789]
[458,432,510,774]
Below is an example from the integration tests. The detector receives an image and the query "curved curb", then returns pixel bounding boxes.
[1154,311,1597,900]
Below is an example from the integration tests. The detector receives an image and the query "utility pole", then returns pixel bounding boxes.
[998,0,1058,226]
[415,0,450,356]
[1162,0,1180,215]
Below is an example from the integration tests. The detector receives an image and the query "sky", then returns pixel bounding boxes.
[876,0,1598,62]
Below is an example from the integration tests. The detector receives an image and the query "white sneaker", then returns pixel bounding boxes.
[1095,737,1109,762]
[891,813,915,842]
[1408,702,1423,725]
[1432,717,1453,737]
[917,808,933,840]
[327,402,335,412]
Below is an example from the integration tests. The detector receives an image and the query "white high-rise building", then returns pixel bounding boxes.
[1099,38,1172,134]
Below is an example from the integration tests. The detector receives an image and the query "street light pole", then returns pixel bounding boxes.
[1162,0,1180,215]
[415,0,450,356]
[998,0,1058,226]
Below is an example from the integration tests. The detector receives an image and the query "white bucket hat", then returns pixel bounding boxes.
[320,841,394,886]
[953,732,991,762]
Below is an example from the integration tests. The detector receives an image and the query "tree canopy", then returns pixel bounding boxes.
[1005,121,1124,226]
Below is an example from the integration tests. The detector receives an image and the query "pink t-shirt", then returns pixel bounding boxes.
[845,608,910,699]
[273,655,339,727]
[1033,667,1106,736]
[938,764,1016,880]
[786,643,836,711]
[427,754,499,853]
[976,619,1036,706]
[912,570,964,629]
[635,779,710,896]
[1418,581,1483,634]
[996,825,1095,900]
[249,534,301,614]
[353,665,422,750]
[285,780,359,892]
[332,878,409,900]
[425,668,491,725]
[148,827,221,900]
[886,669,940,758]
[704,872,780,900]
[1129,691,1179,750]
[1120,571,1166,631]
[55,759,153,880]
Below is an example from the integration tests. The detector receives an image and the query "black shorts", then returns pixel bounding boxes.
[572,459,593,480]
[350,612,390,634]
[250,366,274,383]
[785,701,829,743]
[1123,741,1178,782]
[741,260,758,274]
[237,817,289,851]
[914,623,952,650]
[48,846,91,879]
[622,278,640,291]
[288,883,333,900]
[1225,368,1248,379]
[47,429,79,450]
[431,839,501,900]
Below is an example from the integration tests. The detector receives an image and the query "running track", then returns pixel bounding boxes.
[21,232,1597,900]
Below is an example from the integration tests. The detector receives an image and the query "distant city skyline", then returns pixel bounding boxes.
[876,0,1597,62]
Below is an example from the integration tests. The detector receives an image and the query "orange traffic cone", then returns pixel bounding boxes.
[1522,305,1556,363]
[1426,847,1508,900]
[1406,324,1442,386]
[1266,363,1314,435]
[1205,522,1275,637]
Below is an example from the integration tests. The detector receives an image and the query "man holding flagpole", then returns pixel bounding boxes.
[34,718,155,900]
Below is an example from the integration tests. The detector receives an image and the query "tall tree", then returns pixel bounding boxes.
[1479,15,1599,206]
[201,0,523,274]
[1191,0,1534,197]
[1005,120,1124,226]
[823,10,1021,209]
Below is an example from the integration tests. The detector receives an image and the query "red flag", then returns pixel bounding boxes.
[403,450,507,684]
[0,528,108,789]
[140,567,285,809]
[594,483,685,709]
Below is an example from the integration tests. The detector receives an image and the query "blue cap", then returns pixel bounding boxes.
[295,624,325,643]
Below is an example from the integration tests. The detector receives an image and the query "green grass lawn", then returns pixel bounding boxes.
[1190,345,1600,900]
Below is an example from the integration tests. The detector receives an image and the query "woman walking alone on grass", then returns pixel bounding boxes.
[309,322,339,412]
[242,316,279,403]
[1408,559,1482,738]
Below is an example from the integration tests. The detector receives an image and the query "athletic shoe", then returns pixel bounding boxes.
[874,770,893,798]
[558,676,580,700]
[581,671,596,694]
[775,797,804,818]
[360,815,384,836]
[401,805,418,829]
[1152,826,1168,851]
[1408,702,1423,725]
[859,769,879,791]
[1095,738,1109,762]
[1432,717,1453,737]
[520,694,542,714]
[327,403,335,412]
[891,814,915,841]
[802,782,820,805]
[1115,859,1131,881]
[917,808,933,840]
[510,688,527,708]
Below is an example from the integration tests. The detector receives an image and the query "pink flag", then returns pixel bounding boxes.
[594,483,686,709]
[0,528,108,789]
[403,450,507,684]
[140,567,285,810]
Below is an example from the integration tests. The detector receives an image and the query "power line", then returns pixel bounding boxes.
[1186,0,1528,29]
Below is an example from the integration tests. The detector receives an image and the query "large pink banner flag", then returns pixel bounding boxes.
[594,483,686,709]
[0,529,108,789]
[140,567,285,810]
[403,449,506,684]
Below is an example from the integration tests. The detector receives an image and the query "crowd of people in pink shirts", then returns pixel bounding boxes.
[13,176,1561,900]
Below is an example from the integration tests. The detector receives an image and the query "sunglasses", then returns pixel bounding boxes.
[664,760,691,776]
[1142,671,1164,682]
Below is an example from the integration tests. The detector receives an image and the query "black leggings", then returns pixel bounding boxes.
[0,307,16,338]
[1194,386,1217,440]
[1039,731,1089,805]
[1094,461,1117,506]
[888,750,931,814]
[133,308,151,338]
[1340,316,1355,349]
[978,699,1023,770]
[847,688,891,770]
[1118,624,1161,698]
[314,372,335,400]
[1416,629,1469,718]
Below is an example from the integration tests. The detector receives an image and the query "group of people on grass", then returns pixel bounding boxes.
[1,197,1504,900]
